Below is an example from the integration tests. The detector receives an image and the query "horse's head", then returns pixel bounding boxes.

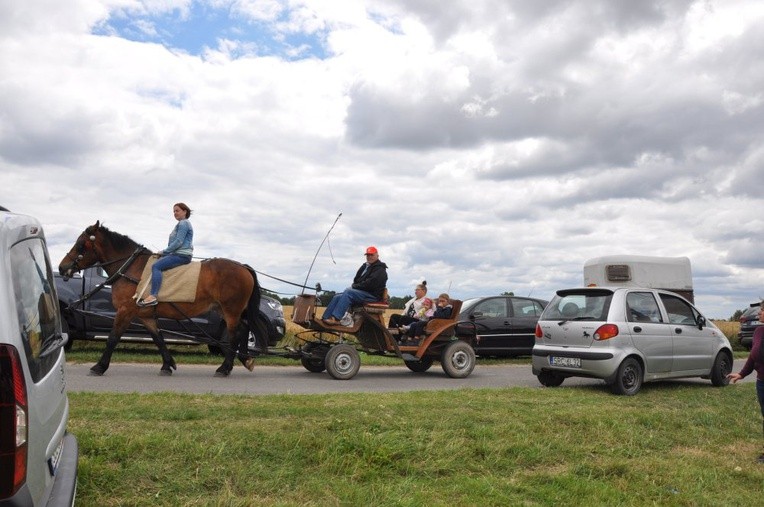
[58,221,104,280]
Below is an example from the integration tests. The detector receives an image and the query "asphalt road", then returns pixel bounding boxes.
[64,359,754,396]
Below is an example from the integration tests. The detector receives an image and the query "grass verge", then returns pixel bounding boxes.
[70,383,763,506]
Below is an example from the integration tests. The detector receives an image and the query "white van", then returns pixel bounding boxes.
[583,255,694,303]
[0,207,78,506]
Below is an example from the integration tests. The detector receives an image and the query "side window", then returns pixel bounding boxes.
[511,298,540,317]
[10,237,61,382]
[659,294,698,325]
[626,292,663,323]
[474,298,508,318]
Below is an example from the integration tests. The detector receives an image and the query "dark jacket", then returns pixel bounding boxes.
[351,260,388,300]
[433,304,453,319]
[738,326,764,380]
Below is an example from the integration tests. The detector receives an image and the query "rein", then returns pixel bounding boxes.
[67,246,148,309]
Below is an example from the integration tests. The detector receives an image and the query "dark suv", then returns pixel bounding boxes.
[456,295,548,357]
[0,207,78,506]
[738,303,762,350]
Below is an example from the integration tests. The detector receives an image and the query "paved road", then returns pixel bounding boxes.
[64,359,754,396]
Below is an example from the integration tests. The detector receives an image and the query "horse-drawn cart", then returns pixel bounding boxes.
[286,294,477,380]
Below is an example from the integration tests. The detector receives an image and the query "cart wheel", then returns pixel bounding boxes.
[404,356,434,373]
[325,344,361,380]
[440,341,476,378]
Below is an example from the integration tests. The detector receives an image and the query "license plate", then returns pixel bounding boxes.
[550,356,581,368]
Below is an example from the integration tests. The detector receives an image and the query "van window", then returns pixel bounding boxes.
[10,237,61,382]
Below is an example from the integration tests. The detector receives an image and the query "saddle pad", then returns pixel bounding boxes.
[134,257,202,303]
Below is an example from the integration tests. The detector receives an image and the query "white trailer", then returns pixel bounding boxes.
[583,255,694,303]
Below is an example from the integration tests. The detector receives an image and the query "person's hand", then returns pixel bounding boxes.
[727,372,743,383]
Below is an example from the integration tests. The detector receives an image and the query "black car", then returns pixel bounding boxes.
[738,303,762,350]
[56,267,286,352]
[456,295,548,357]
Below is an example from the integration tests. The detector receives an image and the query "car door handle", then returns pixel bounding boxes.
[633,326,642,333]
[674,328,682,334]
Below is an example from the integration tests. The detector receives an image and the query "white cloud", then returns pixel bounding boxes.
[2,0,764,319]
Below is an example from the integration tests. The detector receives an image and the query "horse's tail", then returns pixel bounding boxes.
[244,265,267,351]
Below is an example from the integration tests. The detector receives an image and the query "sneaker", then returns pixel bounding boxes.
[137,297,158,307]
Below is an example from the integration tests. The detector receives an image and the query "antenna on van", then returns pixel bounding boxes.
[302,212,342,294]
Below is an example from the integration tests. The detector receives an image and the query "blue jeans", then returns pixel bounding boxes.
[321,287,378,320]
[150,254,191,296]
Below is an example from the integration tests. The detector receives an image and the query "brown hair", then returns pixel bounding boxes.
[174,202,192,219]
[416,280,427,293]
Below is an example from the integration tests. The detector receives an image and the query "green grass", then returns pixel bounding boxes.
[69,384,764,506]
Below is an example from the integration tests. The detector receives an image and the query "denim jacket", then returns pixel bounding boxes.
[162,219,194,257]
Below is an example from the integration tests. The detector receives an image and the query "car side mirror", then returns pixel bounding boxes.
[697,315,706,330]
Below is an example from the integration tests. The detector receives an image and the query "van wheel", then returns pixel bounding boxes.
[537,371,565,387]
[610,358,643,396]
[710,351,732,387]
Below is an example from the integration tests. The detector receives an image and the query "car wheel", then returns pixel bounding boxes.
[610,357,643,396]
[325,344,361,380]
[440,340,476,378]
[404,356,434,373]
[710,351,732,387]
[537,370,565,387]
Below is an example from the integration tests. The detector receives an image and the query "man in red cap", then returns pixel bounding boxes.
[321,246,388,325]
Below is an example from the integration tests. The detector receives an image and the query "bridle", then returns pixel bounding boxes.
[62,228,151,308]
[61,231,98,274]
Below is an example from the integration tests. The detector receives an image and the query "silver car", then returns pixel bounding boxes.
[532,287,733,395]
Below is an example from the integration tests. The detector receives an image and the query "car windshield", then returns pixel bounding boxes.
[542,290,612,321]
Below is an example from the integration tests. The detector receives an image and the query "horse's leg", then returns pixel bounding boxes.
[141,318,177,375]
[89,312,132,376]
[215,318,239,377]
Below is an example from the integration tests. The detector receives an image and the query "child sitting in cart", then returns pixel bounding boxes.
[402,294,453,344]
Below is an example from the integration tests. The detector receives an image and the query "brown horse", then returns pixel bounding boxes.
[58,221,264,377]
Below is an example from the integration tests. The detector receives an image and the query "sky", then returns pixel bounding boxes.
[2,0,764,319]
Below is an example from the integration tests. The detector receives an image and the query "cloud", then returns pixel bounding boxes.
[2,0,764,319]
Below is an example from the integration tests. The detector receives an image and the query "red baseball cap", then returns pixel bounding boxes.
[365,246,378,255]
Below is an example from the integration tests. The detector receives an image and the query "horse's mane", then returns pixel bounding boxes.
[90,224,141,251]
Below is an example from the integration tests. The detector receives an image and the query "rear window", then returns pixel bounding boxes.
[542,290,612,321]
[9,237,62,382]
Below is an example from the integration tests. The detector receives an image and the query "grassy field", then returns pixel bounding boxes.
[66,314,758,505]
[69,383,764,506]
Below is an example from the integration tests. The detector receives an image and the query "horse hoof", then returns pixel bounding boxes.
[159,368,173,376]
[244,358,255,371]
[214,370,230,377]
[89,364,106,376]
